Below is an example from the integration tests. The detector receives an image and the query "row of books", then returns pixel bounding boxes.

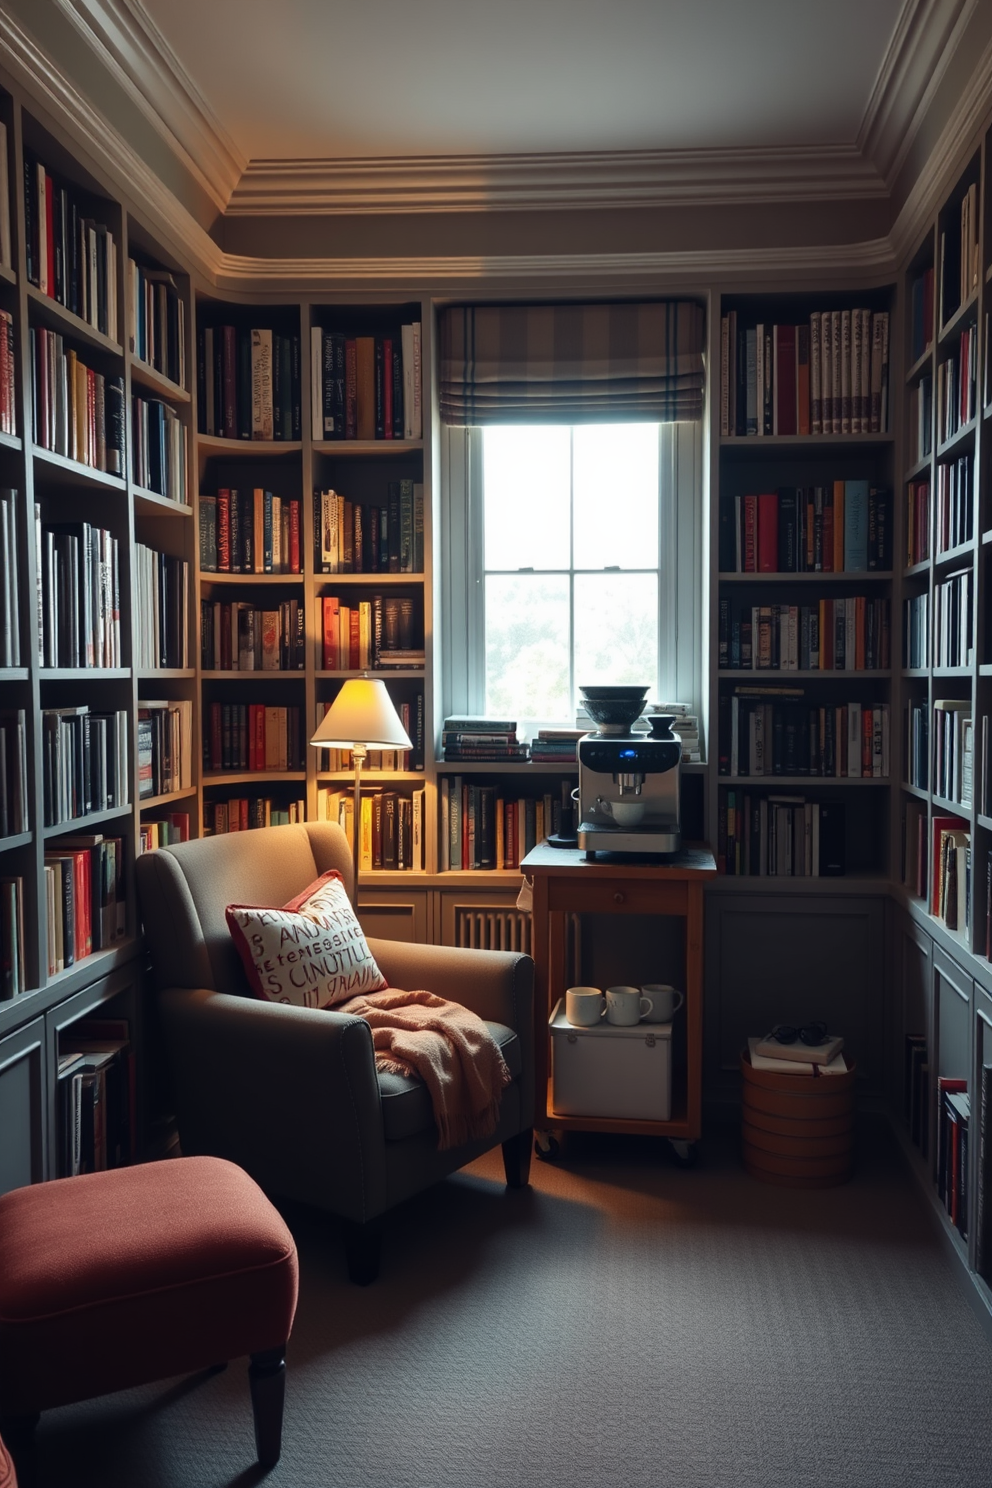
[932,700,973,807]
[936,324,978,446]
[937,1076,970,1240]
[0,876,25,998]
[207,797,306,836]
[720,308,889,437]
[197,325,301,441]
[718,596,891,672]
[204,703,305,774]
[137,699,194,798]
[133,546,189,671]
[44,834,127,972]
[718,791,846,876]
[905,479,930,567]
[934,453,972,554]
[315,484,424,574]
[56,1018,135,1177]
[310,323,422,442]
[0,489,21,666]
[198,490,302,574]
[719,692,891,779]
[319,594,422,671]
[932,812,970,933]
[201,600,306,673]
[128,259,186,388]
[0,711,28,838]
[940,182,981,322]
[720,483,890,573]
[31,328,125,474]
[318,787,426,871]
[24,156,119,341]
[933,569,973,669]
[908,374,933,464]
[904,701,929,792]
[42,707,129,827]
[131,395,187,503]
[439,778,563,870]
[138,812,190,852]
[0,310,16,435]
[317,692,425,773]
[39,520,122,669]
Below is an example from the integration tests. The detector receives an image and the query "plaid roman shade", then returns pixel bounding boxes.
[439,300,705,425]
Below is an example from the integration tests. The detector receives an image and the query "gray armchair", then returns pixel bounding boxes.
[134,823,534,1283]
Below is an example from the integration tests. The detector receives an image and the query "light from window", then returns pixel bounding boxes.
[481,424,660,725]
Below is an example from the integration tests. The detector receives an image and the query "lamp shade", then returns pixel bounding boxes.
[310,677,412,750]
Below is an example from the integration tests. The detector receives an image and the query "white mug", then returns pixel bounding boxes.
[640,984,685,1023]
[605,985,652,1026]
[566,987,606,1027]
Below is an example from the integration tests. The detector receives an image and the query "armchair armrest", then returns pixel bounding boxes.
[366,939,534,1033]
[159,987,389,1222]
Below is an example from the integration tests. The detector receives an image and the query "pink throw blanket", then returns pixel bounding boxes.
[338,988,511,1150]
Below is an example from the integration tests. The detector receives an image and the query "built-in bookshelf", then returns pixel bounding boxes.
[714,289,896,884]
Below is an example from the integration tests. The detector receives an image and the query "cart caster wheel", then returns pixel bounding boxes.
[535,1135,560,1162]
[669,1139,697,1168]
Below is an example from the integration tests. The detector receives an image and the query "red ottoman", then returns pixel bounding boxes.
[0,1157,298,1468]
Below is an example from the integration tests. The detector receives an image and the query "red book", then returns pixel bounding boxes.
[289,499,300,573]
[349,608,361,670]
[757,492,779,572]
[774,324,797,436]
[222,325,237,438]
[216,489,231,572]
[322,595,339,669]
[240,799,249,831]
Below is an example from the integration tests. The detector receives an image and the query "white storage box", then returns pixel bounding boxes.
[549,999,672,1121]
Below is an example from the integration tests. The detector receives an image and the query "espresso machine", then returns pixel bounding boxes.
[575,689,682,857]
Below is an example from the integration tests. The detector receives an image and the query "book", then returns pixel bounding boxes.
[747,1038,847,1075]
[753,1032,844,1066]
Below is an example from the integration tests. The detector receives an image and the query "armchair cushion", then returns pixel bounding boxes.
[377,1020,521,1140]
[226,870,386,1009]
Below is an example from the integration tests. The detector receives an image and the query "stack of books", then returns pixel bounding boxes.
[747,1032,846,1075]
[529,728,584,763]
[442,717,529,763]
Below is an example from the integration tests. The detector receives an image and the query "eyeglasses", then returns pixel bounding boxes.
[768,1021,828,1046]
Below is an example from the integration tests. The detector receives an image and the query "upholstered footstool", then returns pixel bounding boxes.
[0,1156,298,1469]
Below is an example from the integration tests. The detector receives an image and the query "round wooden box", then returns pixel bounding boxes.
[740,1049,856,1188]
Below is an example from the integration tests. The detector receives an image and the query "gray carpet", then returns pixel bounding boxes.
[20,1119,992,1488]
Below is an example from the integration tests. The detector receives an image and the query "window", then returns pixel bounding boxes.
[442,419,702,732]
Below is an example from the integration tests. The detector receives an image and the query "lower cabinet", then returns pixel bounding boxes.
[0,1018,47,1195]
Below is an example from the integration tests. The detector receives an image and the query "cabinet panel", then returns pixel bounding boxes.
[705,892,885,1081]
[933,944,972,1080]
[358,890,430,945]
[0,1018,46,1194]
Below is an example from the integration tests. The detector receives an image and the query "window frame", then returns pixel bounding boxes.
[440,419,703,731]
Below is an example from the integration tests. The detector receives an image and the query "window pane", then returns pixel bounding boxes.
[573,424,659,570]
[485,574,571,721]
[483,427,571,571]
[573,573,658,694]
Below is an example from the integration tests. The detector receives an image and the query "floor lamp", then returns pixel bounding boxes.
[310,676,412,896]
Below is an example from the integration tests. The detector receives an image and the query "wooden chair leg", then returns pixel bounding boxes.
[342,1217,383,1285]
[248,1346,286,1469]
[502,1127,534,1189]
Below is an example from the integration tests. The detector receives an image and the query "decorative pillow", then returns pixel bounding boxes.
[226,870,387,1009]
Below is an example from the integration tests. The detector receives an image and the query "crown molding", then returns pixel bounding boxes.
[888,26,992,262]
[50,0,244,212]
[859,0,976,182]
[227,144,888,217]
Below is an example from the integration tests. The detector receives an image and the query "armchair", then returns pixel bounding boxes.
[134,823,534,1283]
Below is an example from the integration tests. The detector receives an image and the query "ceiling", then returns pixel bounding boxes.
[139,0,910,163]
[140,0,906,162]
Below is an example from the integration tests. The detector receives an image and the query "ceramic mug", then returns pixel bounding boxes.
[640,984,685,1023]
[605,985,652,1026]
[566,987,606,1027]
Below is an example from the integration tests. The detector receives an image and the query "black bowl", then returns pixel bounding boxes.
[578,685,650,701]
[579,685,649,733]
